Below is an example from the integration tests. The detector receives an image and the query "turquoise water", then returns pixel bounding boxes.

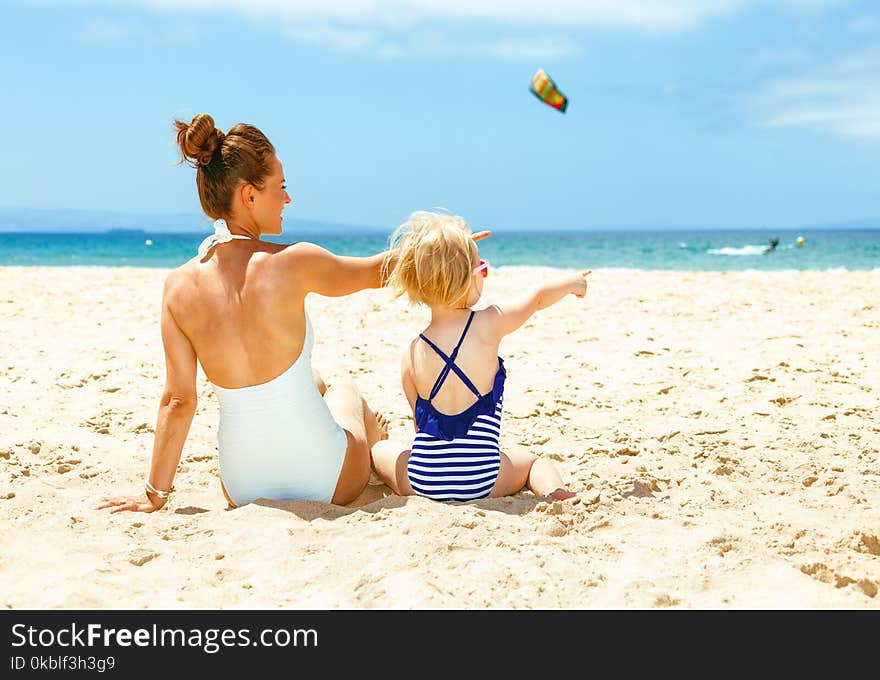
[0,229,877,270]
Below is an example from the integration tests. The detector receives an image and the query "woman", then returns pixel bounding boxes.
[98,113,488,513]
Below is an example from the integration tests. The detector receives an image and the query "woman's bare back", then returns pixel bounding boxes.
[165,240,307,389]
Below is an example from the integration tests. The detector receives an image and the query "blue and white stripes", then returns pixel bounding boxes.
[407,400,502,501]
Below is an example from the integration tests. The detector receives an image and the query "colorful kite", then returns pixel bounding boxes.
[530,68,568,113]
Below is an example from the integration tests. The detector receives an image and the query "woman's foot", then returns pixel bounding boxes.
[366,413,390,487]
[363,404,389,449]
[376,413,389,440]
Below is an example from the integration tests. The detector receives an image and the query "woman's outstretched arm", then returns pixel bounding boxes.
[283,231,491,298]
[97,272,198,513]
[283,242,396,297]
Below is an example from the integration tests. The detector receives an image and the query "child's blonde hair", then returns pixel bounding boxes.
[385,210,478,308]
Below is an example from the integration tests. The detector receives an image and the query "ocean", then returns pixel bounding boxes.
[0,229,877,271]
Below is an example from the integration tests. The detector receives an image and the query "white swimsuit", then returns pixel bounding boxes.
[200,220,348,506]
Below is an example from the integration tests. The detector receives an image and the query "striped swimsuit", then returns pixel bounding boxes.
[408,311,507,502]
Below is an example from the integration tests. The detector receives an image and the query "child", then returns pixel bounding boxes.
[371,210,589,502]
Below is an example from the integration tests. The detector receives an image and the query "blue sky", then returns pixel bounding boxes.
[2,0,879,230]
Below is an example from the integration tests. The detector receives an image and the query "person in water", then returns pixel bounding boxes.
[764,237,780,254]
[97,114,489,513]
[370,210,586,502]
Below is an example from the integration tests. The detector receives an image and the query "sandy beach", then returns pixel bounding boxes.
[0,266,878,609]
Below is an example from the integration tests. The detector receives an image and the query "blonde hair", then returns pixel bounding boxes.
[385,210,478,308]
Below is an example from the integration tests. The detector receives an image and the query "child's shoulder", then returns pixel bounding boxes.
[475,303,502,318]
[402,333,420,353]
[401,333,424,361]
[473,304,503,336]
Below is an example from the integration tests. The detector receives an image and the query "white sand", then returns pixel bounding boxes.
[1,266,878,609]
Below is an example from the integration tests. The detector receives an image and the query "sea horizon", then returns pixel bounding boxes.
[1,227,877,271]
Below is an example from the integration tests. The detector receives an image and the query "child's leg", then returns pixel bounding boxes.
[488,447,536,497]
[490,447,575,500]
[527,457,576,500]
[370,440,415,496]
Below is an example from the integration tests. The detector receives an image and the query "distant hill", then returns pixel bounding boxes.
[0,207,201,233]
[0,207,385,234]
[0,206,877,233]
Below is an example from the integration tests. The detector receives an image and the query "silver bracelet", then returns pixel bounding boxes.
[144,479,174,499]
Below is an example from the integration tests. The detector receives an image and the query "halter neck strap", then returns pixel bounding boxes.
[197,218,257,258]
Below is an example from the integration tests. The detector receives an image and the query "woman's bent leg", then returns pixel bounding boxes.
[323,379,387,505]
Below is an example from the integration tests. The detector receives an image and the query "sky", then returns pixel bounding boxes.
[2,0,880,231]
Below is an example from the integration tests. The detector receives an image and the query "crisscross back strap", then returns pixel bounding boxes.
[418,311,481,400]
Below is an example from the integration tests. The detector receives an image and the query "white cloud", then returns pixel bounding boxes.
[77,15,196,44]
[753,51,880,138]
[282,23,579,59]
[764,104,880,138]
[478,36,581,60]
[78,16,134,42]
[848,14,880,34]
[114,1,753,30]
[64,0,755,57]
[284,24,382,52]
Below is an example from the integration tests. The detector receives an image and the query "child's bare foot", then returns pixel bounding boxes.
[548,487,577,501]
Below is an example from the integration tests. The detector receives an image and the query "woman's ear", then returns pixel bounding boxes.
[239,183,255,209]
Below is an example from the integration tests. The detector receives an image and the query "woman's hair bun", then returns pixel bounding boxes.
[174,113,225,168]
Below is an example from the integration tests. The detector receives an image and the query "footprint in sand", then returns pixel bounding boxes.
[126,549,160,567]
[653,594,682,607]
[850,532,880,556]
[81,407,136,435]
[800,562,877,597]
[78,466,105,480]
[707,536,738,557]
[55,371,85,389]
[214,567,248,583]
[712,465,735,476]
[540,517,570,537]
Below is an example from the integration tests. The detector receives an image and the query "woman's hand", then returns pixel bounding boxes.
[97,493,163,514]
